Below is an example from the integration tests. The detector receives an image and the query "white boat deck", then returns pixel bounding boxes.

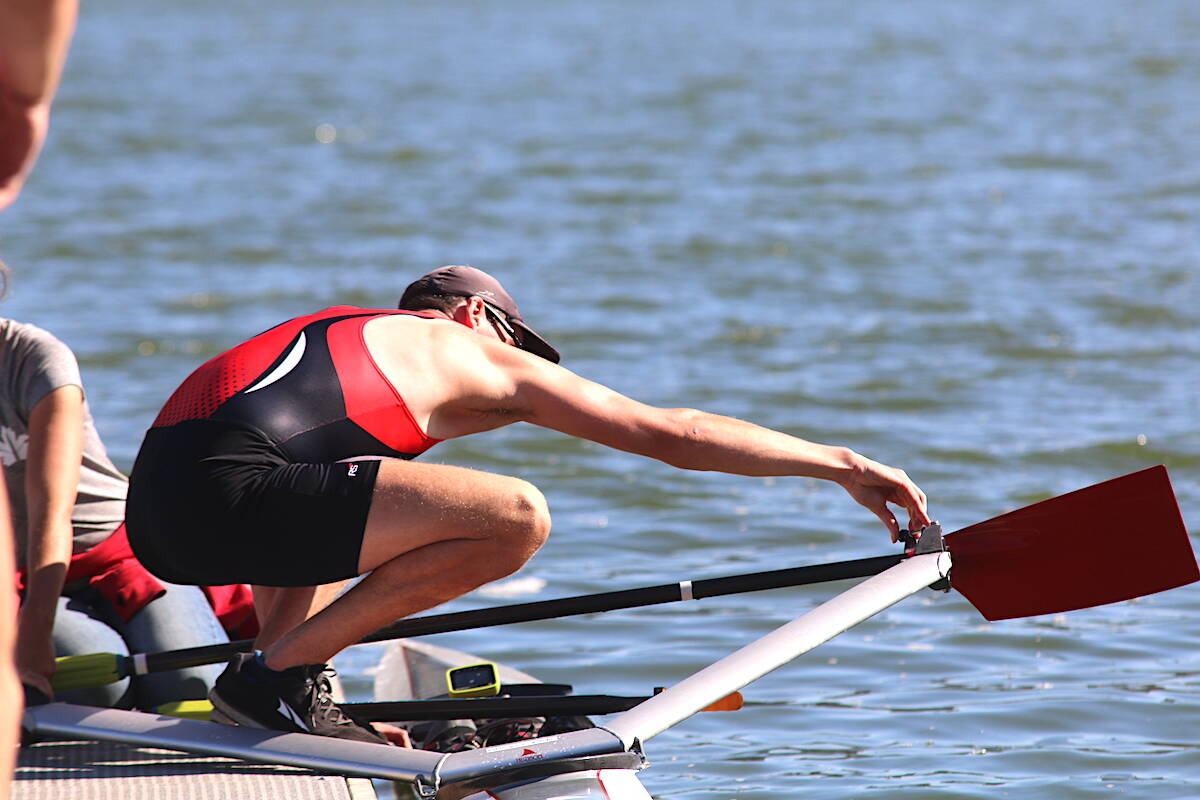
[15,738,377,800]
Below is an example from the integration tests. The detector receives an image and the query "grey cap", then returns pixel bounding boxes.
[399,265,560,363]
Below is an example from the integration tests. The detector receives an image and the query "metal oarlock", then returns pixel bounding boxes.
[899,523,951,592]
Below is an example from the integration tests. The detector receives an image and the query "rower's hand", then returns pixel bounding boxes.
[839,455,930,543]
[19,670,54,702]
[371,721,413,748]
[16,633,57,701]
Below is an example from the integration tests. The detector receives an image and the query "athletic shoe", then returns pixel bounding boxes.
[209,652,388,744]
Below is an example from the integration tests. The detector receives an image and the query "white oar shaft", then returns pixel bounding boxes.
[603,551,951,748]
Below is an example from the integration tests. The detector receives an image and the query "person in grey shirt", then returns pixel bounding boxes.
[2,313,231,709]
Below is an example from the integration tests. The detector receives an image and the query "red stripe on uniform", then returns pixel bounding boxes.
[325,314,441,456]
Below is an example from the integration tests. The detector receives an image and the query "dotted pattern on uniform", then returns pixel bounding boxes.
[153,355,251,427]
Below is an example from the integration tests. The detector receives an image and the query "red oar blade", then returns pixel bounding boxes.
[945,466,1197,621]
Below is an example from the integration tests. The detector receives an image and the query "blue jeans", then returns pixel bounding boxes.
[52,582,230,709]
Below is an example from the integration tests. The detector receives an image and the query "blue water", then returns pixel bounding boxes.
[3,1,1198,797]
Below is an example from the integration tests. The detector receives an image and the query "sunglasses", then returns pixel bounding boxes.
[480,299,523,347]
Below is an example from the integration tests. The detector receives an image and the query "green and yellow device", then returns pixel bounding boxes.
[446,662,501,698]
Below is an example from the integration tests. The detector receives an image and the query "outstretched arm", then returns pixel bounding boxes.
[426,334,930,541]
[0,0,78,209]
[526,372,927,540]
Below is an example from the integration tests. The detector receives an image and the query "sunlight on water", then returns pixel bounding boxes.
[1,0,1198,797]
[476,577,548,599]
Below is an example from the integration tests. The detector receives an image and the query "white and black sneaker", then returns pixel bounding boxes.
[209,652,388,744]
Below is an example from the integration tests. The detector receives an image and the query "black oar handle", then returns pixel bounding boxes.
[141,552,905,675]
[142,640,252,674]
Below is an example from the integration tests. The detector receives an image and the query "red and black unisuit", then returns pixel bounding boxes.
[127,306,442,586]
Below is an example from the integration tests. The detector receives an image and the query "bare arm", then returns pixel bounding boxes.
[17,385,83,695]
[528,369,927,538]
[0,0,78,209]
[428,333,929,540]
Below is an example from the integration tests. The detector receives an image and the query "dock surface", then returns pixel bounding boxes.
[15,739,377,800]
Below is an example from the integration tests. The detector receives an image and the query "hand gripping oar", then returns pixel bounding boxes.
[52,465,1197,692]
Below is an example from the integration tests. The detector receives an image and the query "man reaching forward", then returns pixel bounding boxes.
[126,265,929,743]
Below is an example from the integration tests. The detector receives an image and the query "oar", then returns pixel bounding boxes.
[944,464,1196,620]
[53,552,904,692]
[344,691,745,721]
[151,692,745,723]
[52,465,1197,692]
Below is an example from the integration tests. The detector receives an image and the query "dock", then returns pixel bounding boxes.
[15,738,377,800]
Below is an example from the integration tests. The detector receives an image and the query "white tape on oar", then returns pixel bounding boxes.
[132,654,150,676]
[679,580,694,601]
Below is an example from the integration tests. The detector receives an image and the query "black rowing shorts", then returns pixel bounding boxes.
[126,419,380,587]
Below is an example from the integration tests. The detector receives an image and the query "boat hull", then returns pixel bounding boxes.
[462,769,653,800]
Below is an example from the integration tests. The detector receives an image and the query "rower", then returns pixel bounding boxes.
[125,265,930,742]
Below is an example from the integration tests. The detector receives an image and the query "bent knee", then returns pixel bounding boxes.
[508,480,551,548]
[487,480,550,568]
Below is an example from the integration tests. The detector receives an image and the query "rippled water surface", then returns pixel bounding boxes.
[3,0,1199,797]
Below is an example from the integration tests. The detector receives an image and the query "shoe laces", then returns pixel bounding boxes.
[302,666,370,733]
[302,666,340,715]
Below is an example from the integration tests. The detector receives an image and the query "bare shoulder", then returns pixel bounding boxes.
[362,312,445,344]
[362,314,525,438]
[363,313,487,369]
[363,314,472,389]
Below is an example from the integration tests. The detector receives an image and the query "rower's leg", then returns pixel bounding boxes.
[252,582,348,652]
[261,459,549,670]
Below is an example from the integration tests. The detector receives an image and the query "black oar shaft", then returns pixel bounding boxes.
[362,553,903,643]
[141,553,905,675]
[144,640,252,674]
[345,695,647,721]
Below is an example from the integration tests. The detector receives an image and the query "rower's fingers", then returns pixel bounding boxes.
[905,497,931,530]
[891,473,930,530]
[868,500,902,543]
[371,722,412,748]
